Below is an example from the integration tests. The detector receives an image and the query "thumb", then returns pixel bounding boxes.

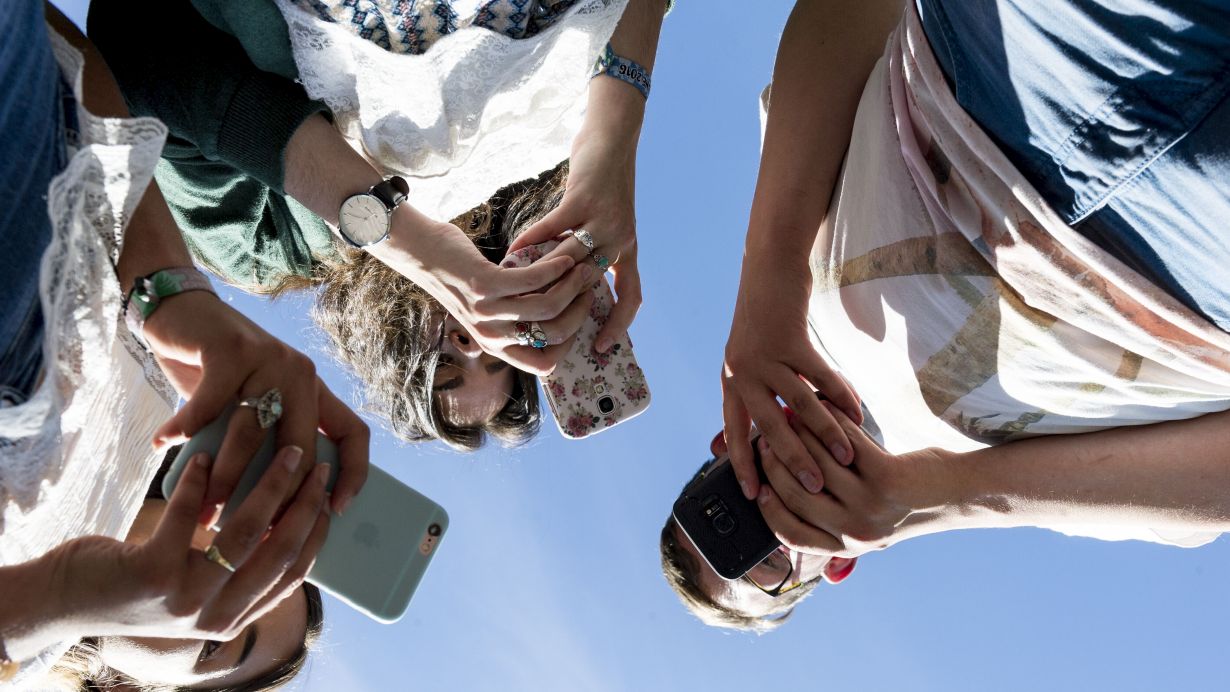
[507,204,580,255]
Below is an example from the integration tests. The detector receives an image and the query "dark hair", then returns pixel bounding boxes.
[45,585,325,691]
[660,458,822,633]
[271,161,571,451]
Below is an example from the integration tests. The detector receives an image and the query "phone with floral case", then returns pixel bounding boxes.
[501,239,651,439]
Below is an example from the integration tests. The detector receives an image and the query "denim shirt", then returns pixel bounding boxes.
[918,0,1230,331]
[0,1,75,402]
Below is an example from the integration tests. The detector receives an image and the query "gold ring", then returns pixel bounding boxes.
[204,544,236,573]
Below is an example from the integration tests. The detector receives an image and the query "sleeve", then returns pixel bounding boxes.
[86,0,328,192]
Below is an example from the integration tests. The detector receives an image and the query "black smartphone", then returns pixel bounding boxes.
[671,437,780,580]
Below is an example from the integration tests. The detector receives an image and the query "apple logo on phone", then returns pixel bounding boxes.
[354,522,380,548]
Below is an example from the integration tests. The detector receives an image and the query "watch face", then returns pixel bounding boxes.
[339,194,391,246]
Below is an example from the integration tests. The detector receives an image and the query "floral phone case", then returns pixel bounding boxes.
[501,239,651,439]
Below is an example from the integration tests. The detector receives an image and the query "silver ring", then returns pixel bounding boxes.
[204,544,236,573]
[593,254,611,271]
[570,229,595,254]
[514,321,549,350]
[238,387,283,429]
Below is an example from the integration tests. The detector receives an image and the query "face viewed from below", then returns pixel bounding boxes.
[433,314,517,427]
[99,591,308,689]
[664,431,858,629]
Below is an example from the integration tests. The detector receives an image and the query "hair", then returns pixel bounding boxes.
[43,584,325,692]
[659,458,823,634]
[269,161,571,451]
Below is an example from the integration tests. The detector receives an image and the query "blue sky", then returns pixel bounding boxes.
[55,1,1230,690]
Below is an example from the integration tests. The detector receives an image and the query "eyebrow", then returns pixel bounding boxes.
[433,360,508,392]
[236,625,258,669]
[485,360,509,375]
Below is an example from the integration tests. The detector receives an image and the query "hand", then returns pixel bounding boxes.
[380,216,599,376]
[507,125,642,354]
[756,404,953,558]
[721,248,862,501]
[143,291,369,517]
[52,448,330,642]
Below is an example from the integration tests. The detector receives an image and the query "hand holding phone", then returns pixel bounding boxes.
[502,239,651,439]
[163,408,449,623]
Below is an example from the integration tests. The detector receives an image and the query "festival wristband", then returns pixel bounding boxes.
[124,267,217,344]
[591,44,651,100]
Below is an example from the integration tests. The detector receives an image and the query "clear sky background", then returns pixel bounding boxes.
[55,1,1230,690]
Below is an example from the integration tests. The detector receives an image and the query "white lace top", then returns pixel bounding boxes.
[0,29,176,687]
[275,0,628,221]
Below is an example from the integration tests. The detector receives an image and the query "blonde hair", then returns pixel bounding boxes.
[272,161,570,451]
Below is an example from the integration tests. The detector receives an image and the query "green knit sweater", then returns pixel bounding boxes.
[88,0,337,290]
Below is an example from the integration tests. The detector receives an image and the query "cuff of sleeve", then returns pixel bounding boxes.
[216,71,331,194]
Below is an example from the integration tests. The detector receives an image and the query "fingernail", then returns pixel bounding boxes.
[192,452,210,468]
[315,462,330,487]
[282,446,304,472]
[583,263,596,281]
[336,495,353,516]
[757,487,771,505]
[830,443,850,465]
[739,480,752,500]
[757,437,770,454]
[798,471,822,494]
[595,337,612,354]
[199,503,221,528]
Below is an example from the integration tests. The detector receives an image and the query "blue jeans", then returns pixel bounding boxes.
[0,1,75,404]
[918,0,1230,331]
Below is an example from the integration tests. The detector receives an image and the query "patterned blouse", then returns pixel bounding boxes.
[291,0,587,54]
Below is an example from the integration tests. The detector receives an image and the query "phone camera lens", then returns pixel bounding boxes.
[712,512,736,536]
[428,523,442,537]
[597,395,616,414]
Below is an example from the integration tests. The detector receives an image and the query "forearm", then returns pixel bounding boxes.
[745,0,904,264]
[44,4,196,291]
[577,0,667,148]
[936,410,1230,534]
[0,549,77,662]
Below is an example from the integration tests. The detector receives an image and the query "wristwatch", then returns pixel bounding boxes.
[337,175,410,247]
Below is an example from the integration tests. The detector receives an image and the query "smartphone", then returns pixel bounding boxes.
[501,239,651,439]
[671,437,778,580]
[162,408,449,623]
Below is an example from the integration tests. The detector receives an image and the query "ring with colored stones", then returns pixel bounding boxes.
[570,229,595,254]
[514,321,549,349]
[204,544,236,573]
[238,387,283,429]
[593,254,611,271]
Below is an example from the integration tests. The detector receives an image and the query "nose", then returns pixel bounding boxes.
[448,328,483,359]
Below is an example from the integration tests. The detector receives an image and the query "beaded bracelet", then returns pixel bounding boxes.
[592,43,652,100]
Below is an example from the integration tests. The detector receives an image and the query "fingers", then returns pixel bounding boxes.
[746,382,825,495]
[720,373,758,500]
[235,511,329,627]
[821,400,878,454]
[153,452,213,550]
[316,383,369,515]
[505,261,596,322]
[209,446,307,570]
[797,346,863,425]
[508,205,578,254]
[790,417,860,501]
[759,442,846,553]
[210,463,330,631]
[491,255,577,297]
[206,399,275,524]
[778,371,855,468]
[536,288,593,347]
[593,257,642,355]
[501,329,580,377]
[758,485,844,555]
[272,366,321,503]
[153,366,246,448]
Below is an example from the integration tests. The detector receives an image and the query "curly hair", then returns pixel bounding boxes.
[42,584,325,691]
[272,161,570,451]
[660,459,822,633]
